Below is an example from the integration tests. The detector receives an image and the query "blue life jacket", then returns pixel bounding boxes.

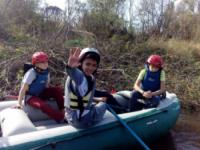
[141,67,161,92]
[27,68,49,96]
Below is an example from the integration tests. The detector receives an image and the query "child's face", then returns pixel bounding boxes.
[35,61,48,70]
[82,58,97,76]
[149,64,159,72]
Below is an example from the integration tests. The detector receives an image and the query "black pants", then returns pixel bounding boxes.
[94,90,122,113]
[130,90,161,111]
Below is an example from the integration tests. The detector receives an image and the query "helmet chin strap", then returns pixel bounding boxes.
[34,66,47,73]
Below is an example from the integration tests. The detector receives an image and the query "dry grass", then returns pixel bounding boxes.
[97,38,200,111]
[1,38,200,111]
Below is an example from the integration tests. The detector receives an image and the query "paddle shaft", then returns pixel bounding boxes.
[107,104,151,150]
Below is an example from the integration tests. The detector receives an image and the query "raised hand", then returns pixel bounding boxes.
[68,47,81,68]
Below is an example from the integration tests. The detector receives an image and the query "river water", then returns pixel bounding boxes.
[149,111,200,150]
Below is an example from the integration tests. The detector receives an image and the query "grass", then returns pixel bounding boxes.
[97,38,200,111]
[1,37,200,111]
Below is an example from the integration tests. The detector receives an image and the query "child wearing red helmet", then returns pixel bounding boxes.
[16,51,65,122]
[129,54,166,111]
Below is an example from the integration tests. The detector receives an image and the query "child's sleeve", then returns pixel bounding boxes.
[160,70,166,81]
[22,69,36,85]
[137,69,146,81]
[65,66,88,97]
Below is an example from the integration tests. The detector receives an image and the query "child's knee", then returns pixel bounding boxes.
[96,102,106,114]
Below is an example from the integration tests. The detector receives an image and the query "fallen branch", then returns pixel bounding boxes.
[98,68,133,80]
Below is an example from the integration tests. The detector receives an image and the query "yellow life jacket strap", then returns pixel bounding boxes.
[69,92,92,109]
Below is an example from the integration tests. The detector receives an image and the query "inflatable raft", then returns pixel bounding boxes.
[0,91,180,150]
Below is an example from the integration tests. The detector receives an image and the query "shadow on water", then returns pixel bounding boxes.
[151,111,200,150]
[149,132,176,150]
[113,111,200,150]
[171,111,200,150]
[121,132,177,150]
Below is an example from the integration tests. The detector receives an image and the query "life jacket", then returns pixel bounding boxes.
[27,68,49,96]
[68,75,95,120]
[69,91,92,110]
[141,67,162,92]
[68,75,94,109]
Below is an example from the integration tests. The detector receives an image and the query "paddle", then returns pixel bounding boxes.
[107,104,151,150]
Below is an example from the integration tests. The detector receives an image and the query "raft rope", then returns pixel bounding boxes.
[31,107,169,150]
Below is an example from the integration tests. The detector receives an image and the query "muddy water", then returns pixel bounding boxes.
[149,112,200,150]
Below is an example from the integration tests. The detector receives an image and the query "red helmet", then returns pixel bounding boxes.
[32,52,48,65]
[147,55,163,68]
